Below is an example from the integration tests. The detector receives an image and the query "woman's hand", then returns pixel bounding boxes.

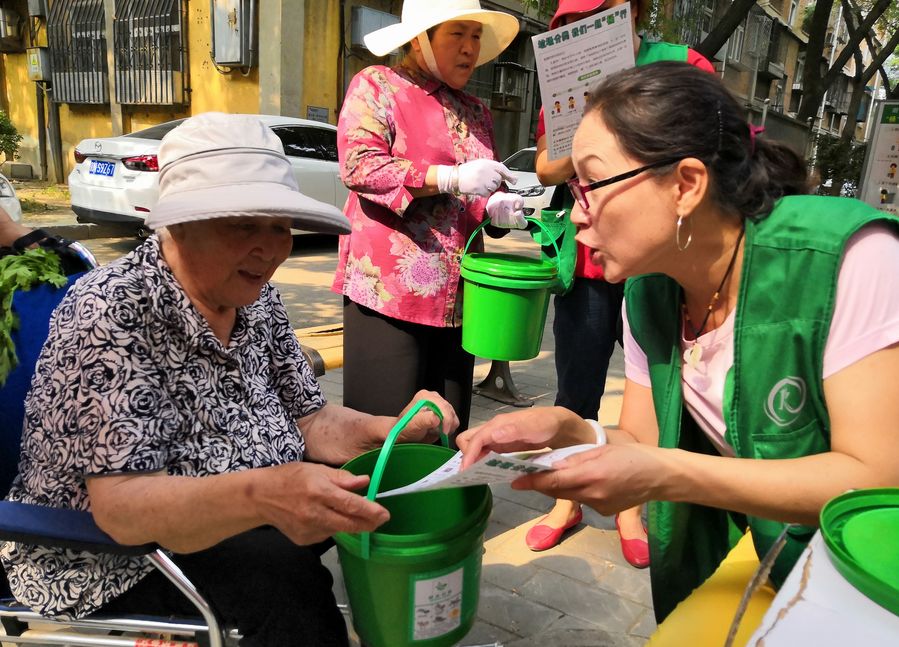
[256,463,391,545]
[394,390,459,443]
[511,442,668,516]
[457,406,592,469]
[486,192,527,229]
[435,160,517,197]
[87,463,393,552]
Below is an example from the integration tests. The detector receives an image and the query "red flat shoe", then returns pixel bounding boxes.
[525,507,584,552]
[615,514,650,569]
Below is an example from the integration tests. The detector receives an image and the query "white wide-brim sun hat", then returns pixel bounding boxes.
[364,0,520,66]
[147,112,351,236]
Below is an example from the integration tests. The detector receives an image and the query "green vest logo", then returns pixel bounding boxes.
[765,377,807,427]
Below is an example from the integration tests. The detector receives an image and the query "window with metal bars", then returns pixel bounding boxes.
[113,0,187,105]
[47,0,109,104]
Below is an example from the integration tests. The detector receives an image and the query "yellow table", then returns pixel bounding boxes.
[647,533,776,647]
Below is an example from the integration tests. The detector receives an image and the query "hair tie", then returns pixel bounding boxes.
[749,124,765,155]
[716,102,723,153]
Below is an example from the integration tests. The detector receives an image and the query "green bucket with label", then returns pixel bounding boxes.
[460,217,559,361]
[334,401,492,647]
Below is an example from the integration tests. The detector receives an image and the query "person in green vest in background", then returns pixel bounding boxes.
[524,0,712,561]
[460,62,899,643]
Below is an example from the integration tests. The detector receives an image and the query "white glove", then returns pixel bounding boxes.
[486,191,527,229]
[436,160,517,197]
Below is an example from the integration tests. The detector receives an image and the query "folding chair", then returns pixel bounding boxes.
[0,247,239,646]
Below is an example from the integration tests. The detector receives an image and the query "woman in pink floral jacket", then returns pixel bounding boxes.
[333,0,524,431]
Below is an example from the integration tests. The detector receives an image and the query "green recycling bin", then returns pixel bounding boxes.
[460,216,559,361]
[334,401,492,647]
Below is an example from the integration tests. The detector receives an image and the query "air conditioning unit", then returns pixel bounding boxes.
[212,0,253,66]
[350,7,399,50]
[27,0,48,18]
[0,8,23,52]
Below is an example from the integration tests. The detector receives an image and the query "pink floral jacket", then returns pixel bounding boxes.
[332,64,500,327]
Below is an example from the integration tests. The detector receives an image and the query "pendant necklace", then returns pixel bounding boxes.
[682,227,745,369]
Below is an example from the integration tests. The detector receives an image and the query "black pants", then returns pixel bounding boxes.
[96,528,348,647]
[552,278,624,418]
[342,298,474,432]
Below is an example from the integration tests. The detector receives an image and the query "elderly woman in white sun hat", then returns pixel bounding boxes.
[0,112,457,646]
[333,0,525,436]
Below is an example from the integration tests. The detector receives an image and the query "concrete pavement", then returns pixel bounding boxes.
[27,209,656,646]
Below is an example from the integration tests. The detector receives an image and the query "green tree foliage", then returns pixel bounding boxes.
[813,132,867,195]
[799,0,896,121]
[0,111,22,162]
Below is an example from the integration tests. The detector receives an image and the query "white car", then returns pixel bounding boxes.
[69,115,350,238]
[0,172,23,223]
[502,146,555,216]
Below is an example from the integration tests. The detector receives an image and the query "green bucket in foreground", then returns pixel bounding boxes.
[334,402,492,647]
[820,488,899,616]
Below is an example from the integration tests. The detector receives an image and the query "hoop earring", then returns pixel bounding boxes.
[676,214,693,251]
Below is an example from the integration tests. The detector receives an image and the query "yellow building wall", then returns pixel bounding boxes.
[182,1,258,116]
[302,0,341,124]
[305,0,397,124]
[2,52,42,169]
[2,0,261,178]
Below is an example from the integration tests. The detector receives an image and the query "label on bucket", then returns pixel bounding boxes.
[410,562,465,641]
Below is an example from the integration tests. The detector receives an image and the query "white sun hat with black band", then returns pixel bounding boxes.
[364,0,519,66]
[147,112,351,235]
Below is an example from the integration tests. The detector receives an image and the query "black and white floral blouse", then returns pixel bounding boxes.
[0,236,324,618]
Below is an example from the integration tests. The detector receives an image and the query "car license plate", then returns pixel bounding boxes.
[88,160,116,177]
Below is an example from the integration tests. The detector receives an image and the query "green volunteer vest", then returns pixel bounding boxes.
[625,195,899,622]
[636,40,688,65]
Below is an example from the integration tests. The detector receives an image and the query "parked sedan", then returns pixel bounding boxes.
[0,172,23,223]
[69,115,350,238]
[502,146,555,216]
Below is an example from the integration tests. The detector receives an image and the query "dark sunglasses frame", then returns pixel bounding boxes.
[566,157,684,210]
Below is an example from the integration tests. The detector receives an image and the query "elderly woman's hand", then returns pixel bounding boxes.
[395,390,459,443]
[86,463,392,552]
[257,463,391,545]
[457,406,594,469]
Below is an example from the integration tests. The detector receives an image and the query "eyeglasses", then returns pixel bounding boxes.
[566,157,684,210]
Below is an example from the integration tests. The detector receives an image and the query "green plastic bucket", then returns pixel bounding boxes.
[820,488,899,616]
[460,217,559,361]
[334,401,492,647]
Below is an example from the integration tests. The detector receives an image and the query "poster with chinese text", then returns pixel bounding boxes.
[532,4,635,161]
[859,101,899,216]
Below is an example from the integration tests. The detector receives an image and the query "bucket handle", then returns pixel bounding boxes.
[360,399,448,559]
[462,216,562,264]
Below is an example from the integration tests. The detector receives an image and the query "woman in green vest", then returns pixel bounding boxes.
[458,62,899,638]
[523,0,713,564]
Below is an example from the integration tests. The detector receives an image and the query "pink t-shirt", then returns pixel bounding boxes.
[623,225,899,455]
